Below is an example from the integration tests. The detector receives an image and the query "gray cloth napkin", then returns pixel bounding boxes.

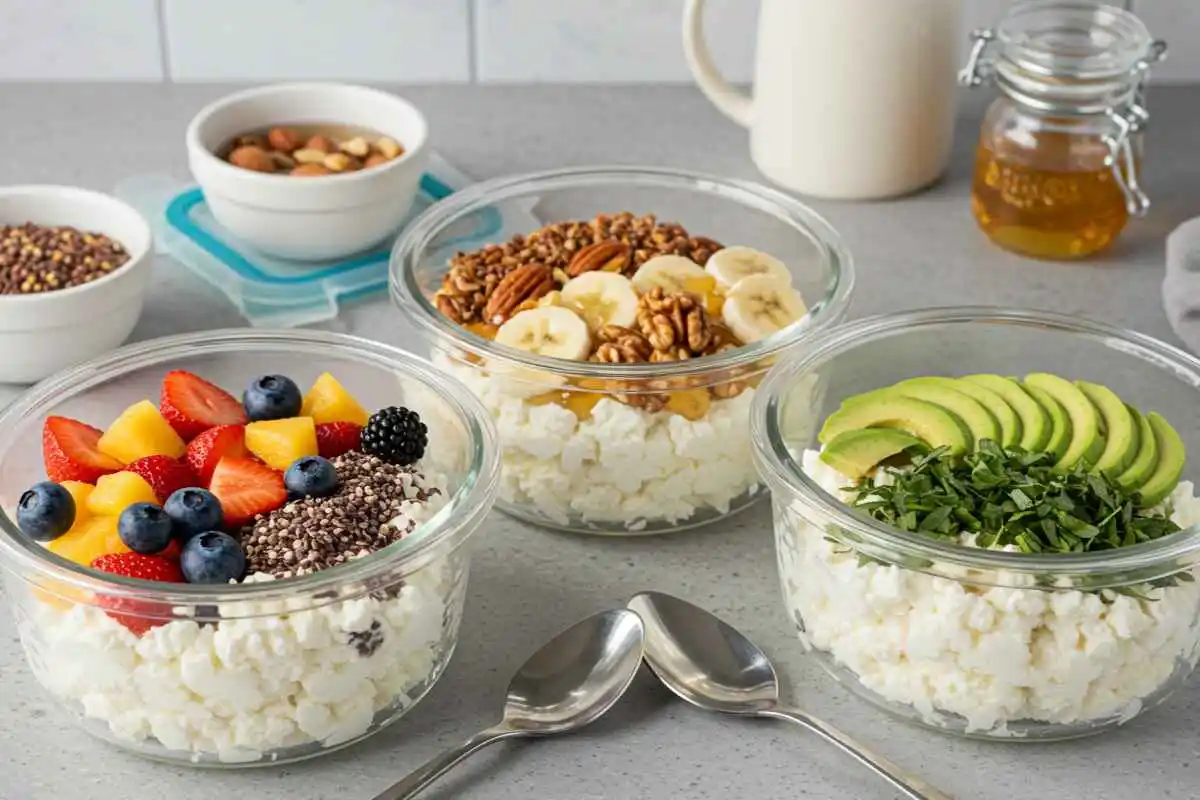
[1163,218,1200,355]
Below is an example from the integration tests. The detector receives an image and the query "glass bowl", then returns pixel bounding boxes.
[392,166,853,535]
[751,307,1200,740]
[0,330,499,766]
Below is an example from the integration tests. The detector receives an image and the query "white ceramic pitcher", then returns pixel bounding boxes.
[683,0,964,200]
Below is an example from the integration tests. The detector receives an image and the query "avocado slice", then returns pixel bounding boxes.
[818,394,970,456]
[1134,412,1186,507]
[928,378,1021,449]
[893,378,1001,447]
[1076,381,1138,476]
[1116,406,1157,493]
[961,374,1048,452]
[820,429,926,480]
[1024,373,1105,469]
[1022,383,1072,461]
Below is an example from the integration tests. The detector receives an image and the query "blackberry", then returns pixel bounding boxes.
[361,406,427,466]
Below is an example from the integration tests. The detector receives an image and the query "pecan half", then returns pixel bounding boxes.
[567,240,631,277]
[483,263,553,323]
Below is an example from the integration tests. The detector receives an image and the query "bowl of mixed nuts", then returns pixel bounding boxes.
[392,166,855,535]
[186,82,429,262]
[0,185,153,384]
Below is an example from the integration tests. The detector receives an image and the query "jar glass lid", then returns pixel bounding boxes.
[997,1,1152,81]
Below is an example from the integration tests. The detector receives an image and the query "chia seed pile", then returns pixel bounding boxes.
[239,451,439,579]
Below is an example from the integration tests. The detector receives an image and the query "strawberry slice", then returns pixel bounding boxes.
[42,416,124,484]
[160,370,248,441]
[124,455,201,503]
[208,457,286,529]
[186,425,248,485]
[90,552,184,636]
[315,421,362,459]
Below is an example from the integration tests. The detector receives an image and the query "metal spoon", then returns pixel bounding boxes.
[628,592,954,800]
[371,608,645,800]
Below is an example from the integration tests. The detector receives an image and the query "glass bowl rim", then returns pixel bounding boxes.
[389,164,855,379]
[0,328,501,604]
[751,305,1200,582]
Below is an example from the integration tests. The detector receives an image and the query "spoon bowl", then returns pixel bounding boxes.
[372,608,645,800]
[628,591,954,800]
[504,608,647,733]
[628,590,779,715]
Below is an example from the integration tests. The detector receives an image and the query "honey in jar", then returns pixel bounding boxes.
[959,2,1166,261]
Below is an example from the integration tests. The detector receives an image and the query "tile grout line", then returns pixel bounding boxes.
[466,0,479,83]
[155,0,173,82]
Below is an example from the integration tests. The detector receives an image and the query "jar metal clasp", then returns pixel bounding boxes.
[957,29,995,88]
[1104,39,1167,217]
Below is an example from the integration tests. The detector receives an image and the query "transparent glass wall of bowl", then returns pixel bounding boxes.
[0,334,497,766]
[959,2,1166,260]
[754,309,1200,740]
[393,168,852,536]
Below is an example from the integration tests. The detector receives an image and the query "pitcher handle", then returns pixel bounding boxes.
[682,0,753,127]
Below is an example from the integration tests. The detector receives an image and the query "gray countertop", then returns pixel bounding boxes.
[1,84,1198,800]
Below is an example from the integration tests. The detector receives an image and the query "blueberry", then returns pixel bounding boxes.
[164,488,223,542]
[118,502,174,554]
[16,482,75,542]
[180,531,246,584]
[243,374,302,421]
[284,456,340,499]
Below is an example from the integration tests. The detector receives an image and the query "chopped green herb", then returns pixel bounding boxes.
[846,440,1182,555]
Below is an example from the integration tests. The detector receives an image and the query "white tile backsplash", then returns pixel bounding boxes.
[0,0,1191,83]
[0,0,163,80]
[163,0,471,82]
[474,0,756,83]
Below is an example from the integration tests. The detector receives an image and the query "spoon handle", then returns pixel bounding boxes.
[760,707,954,800]
[371,725,524,800]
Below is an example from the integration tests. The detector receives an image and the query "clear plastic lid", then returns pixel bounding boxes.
[116,154,534,328]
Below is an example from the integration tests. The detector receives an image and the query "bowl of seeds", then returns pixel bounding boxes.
[0,185,153,384]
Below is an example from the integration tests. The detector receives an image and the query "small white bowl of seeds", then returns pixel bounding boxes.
[186,82,430,262]
[0,185,153,384]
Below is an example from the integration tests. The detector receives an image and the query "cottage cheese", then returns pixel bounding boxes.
[777,449,1200,734]
[19,467,461,763]
[441,356,760,530]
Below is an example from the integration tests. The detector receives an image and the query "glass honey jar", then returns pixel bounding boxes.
[959,1,1166,260]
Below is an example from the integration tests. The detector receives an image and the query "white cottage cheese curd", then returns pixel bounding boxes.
[441,355,760,528]
[777,449,1200,734]
[20,467,460,763]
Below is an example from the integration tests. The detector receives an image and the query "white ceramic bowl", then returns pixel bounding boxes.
[0,186,153,385]
[186,83,430,262]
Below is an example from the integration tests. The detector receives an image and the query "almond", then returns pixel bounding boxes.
[291,163,332,177]
[229,145,276,173]
[363,153,390,168]
[322,153,358,172]
[567,240,630,277]
[305,135,336,154]
[484,263,554,323]
[267,127,303,153]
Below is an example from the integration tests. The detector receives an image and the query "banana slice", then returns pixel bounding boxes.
[631,255,716,296]
[559,272,639,330]
[721,274,807,343]
[495,306,591,360]
[705,246,791,289]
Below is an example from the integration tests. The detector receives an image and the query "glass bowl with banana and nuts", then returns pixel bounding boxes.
[392,166,853,535]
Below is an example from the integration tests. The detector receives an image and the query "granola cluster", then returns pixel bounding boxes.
[435,212,722,325]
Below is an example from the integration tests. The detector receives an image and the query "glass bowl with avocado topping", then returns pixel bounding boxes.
[751,307,1200,741]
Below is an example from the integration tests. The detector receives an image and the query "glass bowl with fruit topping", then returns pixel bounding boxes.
[0,329,499,766]
[751,307,1200,740]
[392,166,853,535]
